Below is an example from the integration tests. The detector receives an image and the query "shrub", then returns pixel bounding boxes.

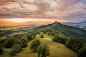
[29,39,41,51]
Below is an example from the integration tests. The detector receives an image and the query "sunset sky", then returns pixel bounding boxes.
[0,0,86,26]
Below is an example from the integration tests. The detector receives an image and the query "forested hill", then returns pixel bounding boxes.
[33,22,86,39]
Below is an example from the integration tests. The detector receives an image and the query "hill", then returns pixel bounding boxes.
[0,22,86,39]
[30,22,86,39]
[0,32,77,57]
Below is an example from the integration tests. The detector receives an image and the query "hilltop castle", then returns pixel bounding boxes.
[54,21,59,23]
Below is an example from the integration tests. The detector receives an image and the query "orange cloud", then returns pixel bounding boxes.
[0,18,54,27]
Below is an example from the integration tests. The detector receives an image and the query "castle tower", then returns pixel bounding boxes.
[54,21,58,23]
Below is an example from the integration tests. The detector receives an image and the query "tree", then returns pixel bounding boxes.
[27,34,33,41]
[12,44,22,52]
[29,39,41,51]
[37,32,40,34]
[37,44,50,57]
[17,36,21,39]
[65,40,70,48]
[32,34,36,38]
[78,46,86,57]
[0,47,3,55]
[9,44,22,56]
[41,35,44,38]
[52,34,59,42]
[5,37,16,48]
[0,39,7,44]
[51,32,55,36]
[48,32,50,36]
[20,37,28,47]
[13,39,23,47]
[43,31,46,34]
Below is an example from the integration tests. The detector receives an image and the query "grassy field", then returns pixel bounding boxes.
[0,27,17,30]
[0,36,7,40]
[0,32,77,57]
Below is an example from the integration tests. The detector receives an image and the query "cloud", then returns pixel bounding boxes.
[0,0,86,22]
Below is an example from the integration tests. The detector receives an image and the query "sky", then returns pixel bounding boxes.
[0,0,86,26]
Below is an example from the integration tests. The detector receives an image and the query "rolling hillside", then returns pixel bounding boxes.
[30,22,86,39]
[0,22,86,39]
[0,32,77,57]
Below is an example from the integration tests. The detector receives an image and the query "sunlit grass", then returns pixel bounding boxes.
[0,36,7,40]
[0,27,17,30]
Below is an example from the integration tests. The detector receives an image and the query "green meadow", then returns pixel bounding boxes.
[0,36,7,40]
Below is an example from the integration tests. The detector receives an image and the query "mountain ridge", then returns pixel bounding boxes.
[33,22,86,39]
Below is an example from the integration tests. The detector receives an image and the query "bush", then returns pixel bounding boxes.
[41,35,43,38]
[37,44,50,57]
[20,37,28,47]
[29,39,41,51]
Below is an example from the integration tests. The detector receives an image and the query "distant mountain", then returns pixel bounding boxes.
[81,21,86,23]
[62,21,86,29]
[32,22,86,39]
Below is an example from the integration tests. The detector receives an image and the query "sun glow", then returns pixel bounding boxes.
[9,18,54,22]
[10,19,32,22]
